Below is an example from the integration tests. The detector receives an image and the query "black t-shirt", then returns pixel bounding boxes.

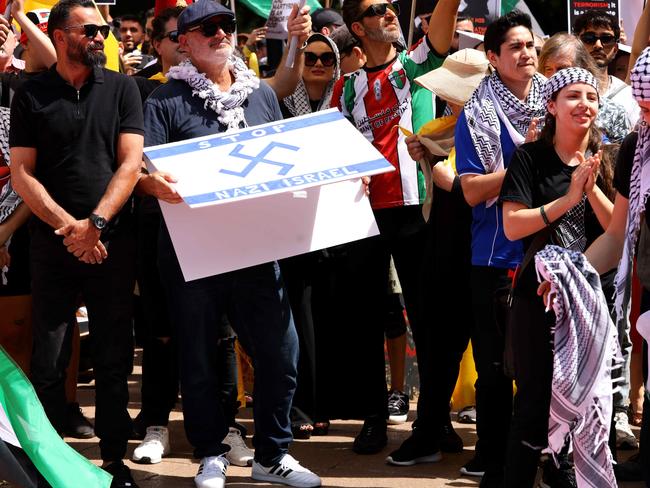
[9,65,144,226]
[500,139,599,294]
[614,131,638,200]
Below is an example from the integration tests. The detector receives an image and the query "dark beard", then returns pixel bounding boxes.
[67,41,107,67]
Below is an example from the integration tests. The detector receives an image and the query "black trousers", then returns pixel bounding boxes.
[136,210,179,427]
[29,224,135,462]
[503,292,555,488]
[469,266,514,476]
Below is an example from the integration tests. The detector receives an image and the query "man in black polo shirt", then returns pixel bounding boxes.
[9,1,144,487]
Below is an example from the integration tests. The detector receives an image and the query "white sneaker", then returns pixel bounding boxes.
[252,454,321,488]
[614,411,639,449]
[195,455,229,488]
[223,427,254,467]
[132,426,170,464]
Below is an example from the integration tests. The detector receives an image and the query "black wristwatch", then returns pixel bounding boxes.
[89,213,108,231]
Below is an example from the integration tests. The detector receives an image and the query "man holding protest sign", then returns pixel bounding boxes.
[332,0,462,460]
[137,1,320,488]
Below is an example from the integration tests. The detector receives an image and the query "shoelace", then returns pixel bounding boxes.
[388,393,406,410]
[226,430,248,449]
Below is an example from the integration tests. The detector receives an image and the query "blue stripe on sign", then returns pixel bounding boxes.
[145,111,344,160]
[184,159,389,205]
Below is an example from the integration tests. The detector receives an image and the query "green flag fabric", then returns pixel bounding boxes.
[501,0,519,14]
[238,0,322,20]
[0,347,112,488]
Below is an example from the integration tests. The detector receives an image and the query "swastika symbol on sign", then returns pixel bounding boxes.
[220,142,298,178]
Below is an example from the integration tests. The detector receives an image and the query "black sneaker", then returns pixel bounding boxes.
[538,458,577,488]
[385,434,441,466]
[387,390,409,424]
[460,455,486,477]
[352,417,387,454]
[105,461,139,488]
[64,403,94,439]
[440,421,463,453]
[614,453,643,482]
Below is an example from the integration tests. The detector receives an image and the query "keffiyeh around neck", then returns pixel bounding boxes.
[167,55,260,131]
[464,70,546,206]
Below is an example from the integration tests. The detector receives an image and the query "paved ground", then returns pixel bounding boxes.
[30,350,650,487]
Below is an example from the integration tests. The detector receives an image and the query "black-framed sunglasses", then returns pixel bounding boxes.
[160,30,179,43]
[304,51,336,67]
[188,18,237,37]
[357,2,400,21]
[579,32,617,47]
[64,23,111,38]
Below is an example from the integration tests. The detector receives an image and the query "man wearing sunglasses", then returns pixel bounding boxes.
[9,0,144,487]
[573,8,640,454]
[137,1,320,488]
[332,0,461,460]
[574,10,639,130]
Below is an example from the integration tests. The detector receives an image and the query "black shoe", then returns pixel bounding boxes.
[105,461,139,488]
[440,422,463,453]
[64,403,94,439]
[352,417,387,454]
[460,455,486,477]
[614,453,643,482]
[539,458,577,488]
[385,433,441,466]
[387,390,409,424]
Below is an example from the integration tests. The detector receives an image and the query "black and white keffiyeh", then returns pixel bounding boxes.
[0,107,20,226]
[535,245,620,488]
[614,47,650,341]
[541,67,599,109]
[283,34,340,117]
[464,71,546,206]
[167,54,259,130]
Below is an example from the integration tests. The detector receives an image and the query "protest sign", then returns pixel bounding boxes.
[144,109,394,208]
[568,0,619,33]
[265,0,296,40]
[144,109,395,281]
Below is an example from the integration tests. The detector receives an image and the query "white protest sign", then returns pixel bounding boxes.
[143,109,395,281]
[143,109,394,208]
[265,0,295,40]
[158,180,380,281]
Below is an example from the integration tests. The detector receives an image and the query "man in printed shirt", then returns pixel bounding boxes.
[331,0,463,460]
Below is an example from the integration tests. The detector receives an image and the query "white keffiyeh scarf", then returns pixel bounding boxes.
[535,245,620,488]
[614,47,650,346]
[167,55,260,131]
[0,106,20,285]
[464,70,546,206]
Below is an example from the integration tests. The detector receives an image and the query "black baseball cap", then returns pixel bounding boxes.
[312,8,344,33]
[177,0,235,34]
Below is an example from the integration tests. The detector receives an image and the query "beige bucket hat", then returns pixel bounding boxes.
[415,48,490,106]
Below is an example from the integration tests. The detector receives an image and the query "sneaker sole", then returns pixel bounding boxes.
[252,472,321,488]
[388,414,408,424]
[459,467,485,477]
[385,451,442,466]
[132,455,162,464]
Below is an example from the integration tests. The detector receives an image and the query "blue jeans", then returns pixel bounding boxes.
[158,226,298,464]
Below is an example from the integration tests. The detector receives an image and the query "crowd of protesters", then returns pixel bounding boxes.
[0,0,649,487]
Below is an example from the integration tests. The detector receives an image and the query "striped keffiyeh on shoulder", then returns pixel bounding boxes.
[535,245,620,488]
[463,71,546,207]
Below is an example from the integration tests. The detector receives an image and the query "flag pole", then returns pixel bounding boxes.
[407,0,416,47]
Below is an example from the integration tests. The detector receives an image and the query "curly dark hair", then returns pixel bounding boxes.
[484,10,532,55]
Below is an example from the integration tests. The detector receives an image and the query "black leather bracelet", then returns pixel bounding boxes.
[540,205,551,226]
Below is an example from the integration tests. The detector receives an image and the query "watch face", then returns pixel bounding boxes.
[91,215,107,230]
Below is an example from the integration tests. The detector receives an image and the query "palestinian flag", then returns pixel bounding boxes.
[0,347,111,487]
